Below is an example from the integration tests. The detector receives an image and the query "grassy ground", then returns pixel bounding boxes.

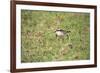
[21,10,90,63]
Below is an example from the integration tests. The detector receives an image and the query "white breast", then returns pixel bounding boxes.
[56,31,64,36]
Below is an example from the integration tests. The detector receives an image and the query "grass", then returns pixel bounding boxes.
[21,10,90,63]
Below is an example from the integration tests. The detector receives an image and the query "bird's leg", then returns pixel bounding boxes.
[56,34,59,40]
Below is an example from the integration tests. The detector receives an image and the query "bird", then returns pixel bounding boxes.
[55,29,71,38]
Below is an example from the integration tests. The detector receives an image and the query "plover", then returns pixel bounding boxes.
[55,29,71,38]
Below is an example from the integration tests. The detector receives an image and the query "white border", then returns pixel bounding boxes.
[16,5,94,69]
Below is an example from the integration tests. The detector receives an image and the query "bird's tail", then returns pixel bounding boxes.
[65,30,71,33]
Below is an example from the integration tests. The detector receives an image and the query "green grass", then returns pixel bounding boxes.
[21,10,90,63]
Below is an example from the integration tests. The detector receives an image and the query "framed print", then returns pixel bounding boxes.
[10,0,97,73]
